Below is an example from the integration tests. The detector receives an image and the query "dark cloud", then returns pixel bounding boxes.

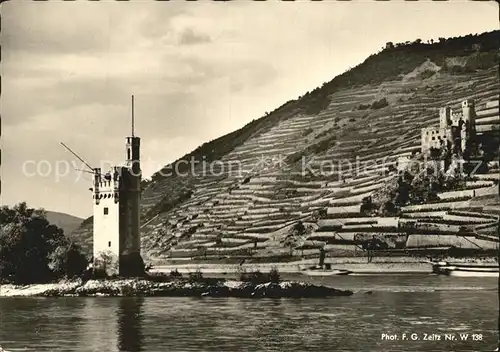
[1,1,190,57]
[178,28,211,45]
[1,2,112,56]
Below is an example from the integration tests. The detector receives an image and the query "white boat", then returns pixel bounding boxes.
[431,261,499,277]
[440,267,499,277]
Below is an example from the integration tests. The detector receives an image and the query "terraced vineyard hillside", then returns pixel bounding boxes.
[72,31,500,264]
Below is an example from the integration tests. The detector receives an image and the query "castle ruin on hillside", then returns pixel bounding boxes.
[421,99,476,158]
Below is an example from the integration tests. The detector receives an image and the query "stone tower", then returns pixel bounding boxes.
[461,99,476,126]
[459,99,476,156]
[461,99,476,146]
[92,96,144,277]
[439,106,451,129]
[421,99,477,158]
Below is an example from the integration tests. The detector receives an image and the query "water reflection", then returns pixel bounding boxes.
[117,297,144,352]
[0,298,87,351]
[0,276,497,352]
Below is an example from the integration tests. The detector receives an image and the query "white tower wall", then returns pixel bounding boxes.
[93,169,121,275]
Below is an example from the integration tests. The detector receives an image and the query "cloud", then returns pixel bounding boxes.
[178,28,211,45]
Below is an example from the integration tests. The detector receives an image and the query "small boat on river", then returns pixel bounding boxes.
[301,264,351,277]
[430,261,499,277]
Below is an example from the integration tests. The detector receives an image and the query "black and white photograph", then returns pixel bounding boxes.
[0,1,499,351]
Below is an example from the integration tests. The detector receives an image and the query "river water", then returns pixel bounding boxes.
[0,275,497,352]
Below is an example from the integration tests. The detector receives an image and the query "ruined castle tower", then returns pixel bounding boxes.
[439,106,451,129]
[421,99,476,158]
[92,96,144,276]
[460,99,476,155]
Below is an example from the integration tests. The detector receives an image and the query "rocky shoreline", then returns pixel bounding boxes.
[0,279,354,298]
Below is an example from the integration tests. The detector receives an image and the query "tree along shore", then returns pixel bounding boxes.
[0,203,88,285]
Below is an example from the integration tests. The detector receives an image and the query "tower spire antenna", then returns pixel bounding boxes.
[60,142,94,172]
[131,95,135,137]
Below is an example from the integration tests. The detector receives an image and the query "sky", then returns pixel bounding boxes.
[1,1,498,219]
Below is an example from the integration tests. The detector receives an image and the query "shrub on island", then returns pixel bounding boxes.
[238,267,281,285]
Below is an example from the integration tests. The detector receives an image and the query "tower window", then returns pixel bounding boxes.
[104,207,109,215]
[127,148,131,160]
[108,241,111,247]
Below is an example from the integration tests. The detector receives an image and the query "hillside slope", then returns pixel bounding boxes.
[45,211,84,238]
[72,31,500,263]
